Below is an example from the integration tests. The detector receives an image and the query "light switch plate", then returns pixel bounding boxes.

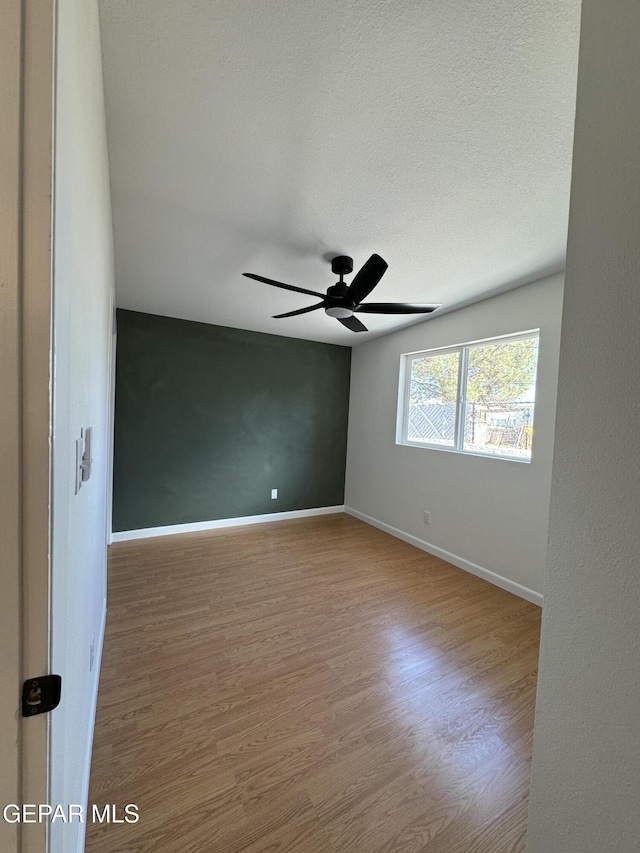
[75,432,84,494]
[81,427,93,483]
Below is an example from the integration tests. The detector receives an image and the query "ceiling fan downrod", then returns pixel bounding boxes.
[325,256,355,318]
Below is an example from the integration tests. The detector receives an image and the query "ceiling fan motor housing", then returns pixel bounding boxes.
[325,280,355,317]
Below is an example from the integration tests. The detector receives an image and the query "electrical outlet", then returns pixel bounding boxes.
[89,636,95,672]
[271,488,278,499]
[423,511,430,524]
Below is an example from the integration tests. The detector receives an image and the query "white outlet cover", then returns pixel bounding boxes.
[271,489,278,499]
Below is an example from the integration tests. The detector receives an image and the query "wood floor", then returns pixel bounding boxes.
[86,513,541,853]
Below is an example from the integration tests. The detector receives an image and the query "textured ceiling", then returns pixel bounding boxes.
[98,0,581,345]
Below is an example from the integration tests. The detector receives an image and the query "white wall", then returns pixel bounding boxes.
[344,274,563,602]
[526,1,640,850]
[50,1,115,852]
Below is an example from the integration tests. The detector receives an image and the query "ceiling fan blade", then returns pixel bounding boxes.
[338,315,368,332]
[272,302,325,319]
[346,254,388,304]
[356,302,441,314]
[243,273,324,299]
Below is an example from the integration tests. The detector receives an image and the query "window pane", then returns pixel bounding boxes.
[407,351,460,446]
[463,336,539,460]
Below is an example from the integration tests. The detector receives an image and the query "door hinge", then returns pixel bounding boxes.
[21,675,62,717]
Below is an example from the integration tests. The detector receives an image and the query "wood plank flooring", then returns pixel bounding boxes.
[85,513,541,853]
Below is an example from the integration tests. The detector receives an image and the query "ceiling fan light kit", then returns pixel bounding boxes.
[243,254,440,332]
[325,305,354,318]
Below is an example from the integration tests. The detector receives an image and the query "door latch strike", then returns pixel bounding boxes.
[21,675,62,717]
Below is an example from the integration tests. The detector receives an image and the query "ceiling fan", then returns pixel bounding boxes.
[243,254,440,332]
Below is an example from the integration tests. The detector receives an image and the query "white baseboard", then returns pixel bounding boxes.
[77,599,107,853]
[344,506,543,607]
[111,505,345,543]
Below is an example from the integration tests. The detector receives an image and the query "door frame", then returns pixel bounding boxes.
[0,1,25,847]
[0,2,56,851]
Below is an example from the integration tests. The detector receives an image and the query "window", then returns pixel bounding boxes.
[399,331,540,461]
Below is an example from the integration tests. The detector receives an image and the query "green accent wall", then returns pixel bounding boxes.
[112,310,351,532]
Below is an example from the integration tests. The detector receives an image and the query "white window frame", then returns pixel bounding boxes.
[396,330,540,463]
